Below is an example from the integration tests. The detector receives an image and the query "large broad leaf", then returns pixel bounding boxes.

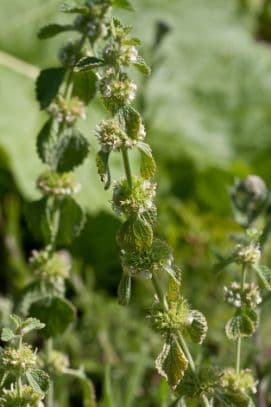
[24,197,52,244]
[55,129,90,172]
[56,197,85,245]
[38,24,74,40]
[254,264,271,290]
[29,295,76,338]
[36,67,66,109]
[26,369,50,394]
[155,340,188,389]
[137,141,156,179]
[72,71,97,104]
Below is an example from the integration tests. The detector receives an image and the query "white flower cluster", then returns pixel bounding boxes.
[100,71,137,107]
[0,384,44,407]
[224,282,262,309]
[29,249,71,285]
[48,96,86,125]
[103,42,138,66]
[37,172,81,197]
[95,119,128,151]
[1,344,37,373]
[236,242,261,266]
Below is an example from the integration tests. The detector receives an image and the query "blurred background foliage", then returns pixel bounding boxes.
[1,0,271,405]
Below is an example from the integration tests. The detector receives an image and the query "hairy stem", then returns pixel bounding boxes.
[236,265,247,374]
[45,338,54,407]
[121,148,133,187]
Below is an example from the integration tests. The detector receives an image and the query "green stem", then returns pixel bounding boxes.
[45,338,54,407]
[17,336,23,403]
[236,265,247,375]
[121,148,133,187]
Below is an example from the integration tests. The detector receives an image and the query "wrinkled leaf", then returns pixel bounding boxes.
[225,313,255,341]
[36,67,66,109]
[137,141,156,179]
[1,328,15,342]
[26,369,50,394]
[134,55,151,76]
[56,197,85,245]
[72,71,97,104]
[121,106,141,139]
[187,310,208,344]
[254,264,271,290]
[38,24,73,40]
[36,119,54,165]
[55,129,90,172]
[96,150,111,190]
[24,197,52,244]
[74,56,104,72]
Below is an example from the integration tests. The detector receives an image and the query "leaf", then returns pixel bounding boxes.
[1,328,15,342]
[155,340,188,389]
[36,67,66,109]
[96,150,111,190]
[118,273,131,305]
[36,119,55,165]
[72,71,97,104]
[134,55,151,76]
[61,2,89,14]
[225,313,255,341]
[167,274,181,306]
[26,369,50,394]
[29,295,76,338]
[254,264,271,290]
[56,197,85,245]
[24,197,52,244]
[137,141,156,179]
[54,129,90,172]
[74,56,104,72]
[187,310,208,344]
[10,314,22,328]
[117,216,153,251]
[112,0,134,11]
[121,106,141,139]
[38,24,73,39]
[21,318,45,335]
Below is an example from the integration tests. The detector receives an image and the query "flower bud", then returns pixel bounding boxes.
[0,384,43,407]
[48,96,86,125]
[1,344,37,374]
[37,172,81,197]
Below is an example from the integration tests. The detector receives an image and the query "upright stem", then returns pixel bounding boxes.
[236,265,247,374]
[17,336,23,401]
[121,148,133,187]
[45,338,54,407]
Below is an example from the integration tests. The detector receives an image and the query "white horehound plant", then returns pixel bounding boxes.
[71,4,214,406]
[0,315,49,406]
[22,1,127,406]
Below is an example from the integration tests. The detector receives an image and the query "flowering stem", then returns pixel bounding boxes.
[236,265,247,374]
[121,148,133,187]
[45,338,54,407]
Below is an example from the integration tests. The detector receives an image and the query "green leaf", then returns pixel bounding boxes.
[26,369,50,394]
[121,106,141,139]
[96,150,111,190]
[72,71,97,104]
[24,198,52,244]
[187,310,208,344]
[29,295,76,338]
[10,314,22,328]
[1,328,15,342]
[61,2,89,14]
[134,55,151,76]
[225,312,255,341]
[137,141,156,179]
[21,318,45,335]
[155,340,188,389]
[254,264,271,290]
[55,129,89,172]
[56,197,85,245]
[36,119,55,165]
[117,216,153,251]
[36,67,66,109]
[38,24,73,39]
[74,56,104,72]
[118,273,131,305]
[112,0,134,11]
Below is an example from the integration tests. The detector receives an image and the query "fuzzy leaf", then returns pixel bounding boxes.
[10,314,22,328]
[1,328,15,342]
[137,141,156,179]
[254,264,271,290]
[167,275,181,306]
[56,197,85,245]
[36,119,55,165]
[118,273,131,305]
[26,369,50,394]
[134,55,151,76]
[55,129,89,172]
[24,198,52,244]
[38,24,73,39]
[112,0,134,11]
[96,150,111,190]
[74,56,104,72]
[72,71,97,104]
[30,295,76,338]
[36,67,66,109]
[117,216,153,251]
[155,340,188,389]
[121,106,141,139]
[21,318,45,335]
[187,310,208,344]
[225,313,255,341]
